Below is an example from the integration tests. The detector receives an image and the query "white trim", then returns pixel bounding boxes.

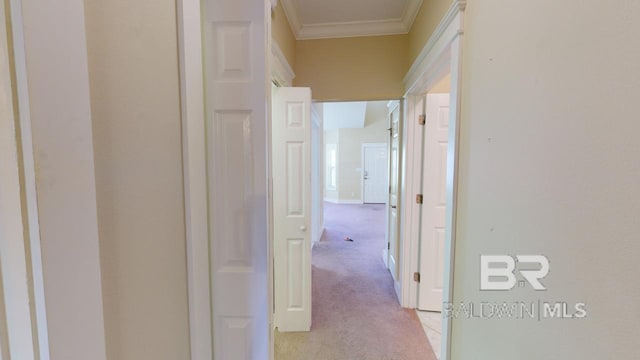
[298,19,407,40]
[313,227,325,246]
[404,0,466,91]
[399,94,422,310]
[0,4,38,357]
[311,102,321,127]
[6,0,50,357]
[401,2,466,359]
[323,198,364,205]
[176,0,212,359]
[271,41,295,86]
[279,0,302,38]
[361,143,388,204]
[400,0,424,31]
[280,0,423,40]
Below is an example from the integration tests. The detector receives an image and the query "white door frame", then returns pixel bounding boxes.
[401,1,466,360]
[361,143,388,204]
[1,4,41,357]
[310,104,324,245]
[176,0,211,358]
[177,1,281,359]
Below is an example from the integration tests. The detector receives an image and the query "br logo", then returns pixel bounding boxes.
[480,255,550,291]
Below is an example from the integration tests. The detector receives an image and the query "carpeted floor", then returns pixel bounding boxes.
[275,202,436,360]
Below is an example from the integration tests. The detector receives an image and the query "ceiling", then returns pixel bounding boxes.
[321,102,368,130]
[280,0,423,40]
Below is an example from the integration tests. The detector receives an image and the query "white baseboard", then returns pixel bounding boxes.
[312,227,325,246]
[324,198,363,205]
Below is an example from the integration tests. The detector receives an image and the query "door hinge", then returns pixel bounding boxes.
[387,242,391,250]
[414,272,421,283]
[418,114,426,125]
[416,194,423,204]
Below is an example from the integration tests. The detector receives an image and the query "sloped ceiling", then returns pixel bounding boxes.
[322,102,368,130]
[280,0,423,39]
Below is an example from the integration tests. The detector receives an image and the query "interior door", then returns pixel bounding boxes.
[418,93,450,312]
[387,103,401,283]
[272,87,312,332]
[203,0,270,358]
[363,145,388,203]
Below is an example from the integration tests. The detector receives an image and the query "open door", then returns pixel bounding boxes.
[272,87,312,332]
[386,102,401,287]
[418,93,450,311]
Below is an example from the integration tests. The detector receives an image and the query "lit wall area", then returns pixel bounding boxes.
[322,101,389,203]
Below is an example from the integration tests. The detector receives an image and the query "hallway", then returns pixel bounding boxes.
[275,203,436,360]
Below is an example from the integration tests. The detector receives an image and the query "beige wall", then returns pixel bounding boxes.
[295,35,409,101]
[430,73,451,93]
[323,101,389,202]
[84,0,191,359]
[452,1,640,359]
[408,0,454,66]
[271,4,296,71]
[18,0,108,358]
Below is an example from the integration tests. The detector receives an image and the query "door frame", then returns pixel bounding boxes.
[361,143,388,204]
[177,1,283,359]
[401,1,466,360]
[1,3,42,357]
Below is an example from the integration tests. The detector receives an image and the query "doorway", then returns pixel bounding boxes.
[362,143,388,204]
[274,99,437,360]
[415,73,452,359]
[177,1,467,358]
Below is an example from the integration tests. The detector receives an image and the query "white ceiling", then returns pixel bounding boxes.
[322,102,368,130]
[280,0,423,40]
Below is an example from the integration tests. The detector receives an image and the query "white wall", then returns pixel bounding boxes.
[452,1,640,359]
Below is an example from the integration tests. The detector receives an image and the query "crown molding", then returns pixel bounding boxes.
[280,0,303,37]
[298,19,407,40]
[280,0,423,40]
[401,0,423,31]
[403,0,466,92]
[271,41,295,86]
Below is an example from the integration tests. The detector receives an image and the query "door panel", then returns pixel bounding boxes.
[203,0,270,358]
[387,104,401,283]
[418,93,450,312]
[273,87,312,332]
[363,145,388,204]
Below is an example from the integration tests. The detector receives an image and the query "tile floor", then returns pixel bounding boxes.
[416,310,442,359]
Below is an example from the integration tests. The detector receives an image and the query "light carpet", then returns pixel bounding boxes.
[275,202,436,360]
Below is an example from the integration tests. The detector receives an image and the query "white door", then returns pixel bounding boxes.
[363,145,388,204]
[386,103,401,284]
[418,93,450,312]
[272,87,312,332]
[203,0,270,358]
